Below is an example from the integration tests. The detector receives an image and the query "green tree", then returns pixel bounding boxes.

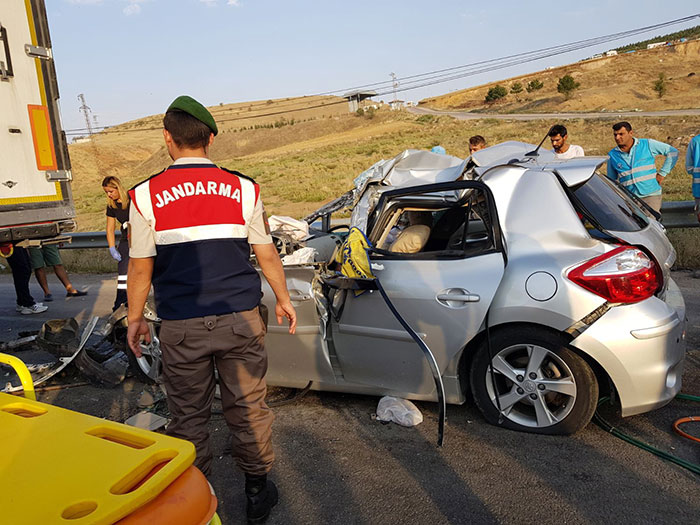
[557,74,581,99]
[526,79,544,93]
[485,85,508,102]
[510,82,523,94]
[653,73,667,98]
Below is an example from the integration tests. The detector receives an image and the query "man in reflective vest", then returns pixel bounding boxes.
[607,121,678,213]
[126,95,296,524]
[685,133,700,222]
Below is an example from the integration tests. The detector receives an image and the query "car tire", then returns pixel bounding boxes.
[125,321,161,385]
[470,326,598,435]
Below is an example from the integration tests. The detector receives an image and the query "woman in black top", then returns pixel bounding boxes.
[103,176,130,311]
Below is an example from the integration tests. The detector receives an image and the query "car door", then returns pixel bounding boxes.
[259,265,337,386]
[329,181,507,396]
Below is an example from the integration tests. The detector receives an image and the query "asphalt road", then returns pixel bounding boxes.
[408,106,700,121]
[1,271,699,524]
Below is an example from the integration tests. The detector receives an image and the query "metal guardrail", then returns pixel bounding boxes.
[657,200,699,229]
[60,200,698,249]
[62,231,121,249]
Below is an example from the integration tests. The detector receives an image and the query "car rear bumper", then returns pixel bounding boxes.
[570,278,686,417]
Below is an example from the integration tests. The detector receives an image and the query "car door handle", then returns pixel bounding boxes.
[289,293,311,302]
[436,290,480,307]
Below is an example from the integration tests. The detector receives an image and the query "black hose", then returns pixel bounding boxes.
[593,395,700,475]
[267,381,313,408]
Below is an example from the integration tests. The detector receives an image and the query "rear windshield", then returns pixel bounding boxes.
[571,171,649,232]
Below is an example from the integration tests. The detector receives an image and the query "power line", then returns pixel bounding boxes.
[64,14,699,137]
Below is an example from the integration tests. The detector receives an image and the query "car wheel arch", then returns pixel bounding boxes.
[456,321,615,401]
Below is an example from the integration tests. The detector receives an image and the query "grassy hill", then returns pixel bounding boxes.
[71,106,699,225]
[67,80,700,268]
[420,39,700,113]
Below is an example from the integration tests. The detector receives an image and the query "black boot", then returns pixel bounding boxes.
[245,474,278,524]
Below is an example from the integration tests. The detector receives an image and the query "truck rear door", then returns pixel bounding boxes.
[1,0,75,242]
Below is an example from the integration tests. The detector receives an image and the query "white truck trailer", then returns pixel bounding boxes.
[1,0,75,245]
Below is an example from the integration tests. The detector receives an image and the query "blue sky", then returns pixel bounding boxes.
[46,0,699,131]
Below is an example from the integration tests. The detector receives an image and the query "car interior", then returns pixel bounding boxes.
[372,189,495,258]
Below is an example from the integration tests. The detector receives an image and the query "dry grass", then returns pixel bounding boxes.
[422,40,700,113]
[70,110,700,217]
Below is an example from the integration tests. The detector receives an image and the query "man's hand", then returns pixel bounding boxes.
[253,242,298,335]
[276,301,297,334]
[127,316,150,357]
[656,173,664,185]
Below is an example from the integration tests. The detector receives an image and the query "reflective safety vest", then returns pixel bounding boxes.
[686,134,700,198]
[129,163,262,320]
[607,139,661,197]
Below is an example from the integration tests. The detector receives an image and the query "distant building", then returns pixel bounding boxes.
[591,53,603,59]
[342,90,377,113]
[389,100,405,111]
[605,50,618,57]
[647,42,666,49]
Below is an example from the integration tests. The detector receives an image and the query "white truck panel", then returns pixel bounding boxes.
[1,2,57,200]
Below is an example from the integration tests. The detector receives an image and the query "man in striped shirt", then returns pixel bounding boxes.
[607,121,678,213]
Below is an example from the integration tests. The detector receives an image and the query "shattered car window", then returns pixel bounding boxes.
[572,170,649,233]
[373,188,495,258]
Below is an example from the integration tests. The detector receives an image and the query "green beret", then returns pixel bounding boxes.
[167,95,218,136]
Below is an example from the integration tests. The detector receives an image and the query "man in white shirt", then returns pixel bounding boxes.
[549,124,584,159]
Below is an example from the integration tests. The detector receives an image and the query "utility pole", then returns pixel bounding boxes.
[390,72,399,103]
[78,93,95,138]
[78,93,102,175]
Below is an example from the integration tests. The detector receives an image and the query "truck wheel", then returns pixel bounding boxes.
[470,326,598,435]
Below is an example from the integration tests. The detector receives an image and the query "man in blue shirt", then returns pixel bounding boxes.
[685,133,700,222]
[607,121,678,213]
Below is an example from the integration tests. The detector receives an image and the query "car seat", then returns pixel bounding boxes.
[390,225,431,253]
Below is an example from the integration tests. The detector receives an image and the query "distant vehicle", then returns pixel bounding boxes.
[647,42,667,50]
[1,0,75,245]
[134,144,687,436]
[591,53,603,59]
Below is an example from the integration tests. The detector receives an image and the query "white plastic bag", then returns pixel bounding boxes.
[375,396,423,427]
[281,247,317,265]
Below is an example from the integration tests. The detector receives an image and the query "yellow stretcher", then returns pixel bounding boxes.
[0,352,221,525]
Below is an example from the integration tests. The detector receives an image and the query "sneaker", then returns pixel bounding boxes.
[66,290,87,297]
[44,294,53,302]
[19,303,48,315]
[246,477,278,524]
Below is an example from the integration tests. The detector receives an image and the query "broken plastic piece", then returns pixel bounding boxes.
[124,411,169,431]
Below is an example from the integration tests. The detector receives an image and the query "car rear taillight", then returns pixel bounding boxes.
[567,246,661,303]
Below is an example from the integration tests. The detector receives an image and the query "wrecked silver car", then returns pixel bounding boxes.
[138,143,688,435]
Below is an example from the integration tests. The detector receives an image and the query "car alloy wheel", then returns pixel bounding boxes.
[484,343,576,428]
[126,322,161,384]
[470,326,598,435]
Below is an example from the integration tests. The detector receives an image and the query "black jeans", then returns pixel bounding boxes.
[7,246,35,307]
